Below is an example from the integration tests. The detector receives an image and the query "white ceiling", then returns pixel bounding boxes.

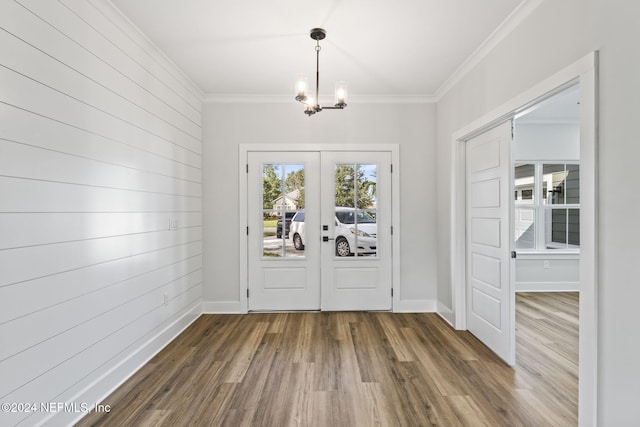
[111,0,526,99]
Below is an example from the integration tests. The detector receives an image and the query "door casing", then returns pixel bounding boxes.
[239,144,400,313]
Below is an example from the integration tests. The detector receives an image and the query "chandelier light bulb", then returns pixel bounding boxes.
[306,96,316,106]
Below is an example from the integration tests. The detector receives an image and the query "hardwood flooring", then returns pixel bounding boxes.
[77,293,578,426]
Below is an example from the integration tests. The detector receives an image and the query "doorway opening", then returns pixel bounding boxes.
[512,85,581,330]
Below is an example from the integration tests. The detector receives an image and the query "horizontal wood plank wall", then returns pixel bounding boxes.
[0,0,203,425]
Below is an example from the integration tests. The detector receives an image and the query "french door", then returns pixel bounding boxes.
[247,150,392,311]
[320,151,392,310]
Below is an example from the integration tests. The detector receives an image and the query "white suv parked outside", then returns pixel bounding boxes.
[289,207,377,256]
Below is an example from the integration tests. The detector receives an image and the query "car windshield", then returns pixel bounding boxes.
[336,210,376,224]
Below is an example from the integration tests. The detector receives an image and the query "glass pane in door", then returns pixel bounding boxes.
[262,163,305,258]
[334,163,378,257]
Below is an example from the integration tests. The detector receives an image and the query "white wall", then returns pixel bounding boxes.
[202,100,437,311]
[0,1,203,425]
[516,254,579,292]
[436,0,640,424]
[514,123,580,160]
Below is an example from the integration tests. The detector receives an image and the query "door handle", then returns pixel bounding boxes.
[323,236,335,242]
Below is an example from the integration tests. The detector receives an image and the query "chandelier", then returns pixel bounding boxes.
[295,28,348,116]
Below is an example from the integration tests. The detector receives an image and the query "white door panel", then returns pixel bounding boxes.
[471,217,502,248]
[471,179,501,208]
[471,253,502,288]
[466,122,515,365]
[247,152,320,310]
[320,151,392,311]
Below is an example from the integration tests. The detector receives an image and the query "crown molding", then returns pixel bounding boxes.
[434,0,544,101]
[349,95,437,104]
[203,93,436,104]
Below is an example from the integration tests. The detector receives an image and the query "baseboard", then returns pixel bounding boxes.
[204,299,439,314]
[393,299,437,313]
[436,301,455,327]
[56,303,202,427]
[516,281,580,292]
[202,300,242,313]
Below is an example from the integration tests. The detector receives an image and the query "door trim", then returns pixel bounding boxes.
[239,144,400,314]
[448,52,598,425]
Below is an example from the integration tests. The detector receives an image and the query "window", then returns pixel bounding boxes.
[514,162,580,251]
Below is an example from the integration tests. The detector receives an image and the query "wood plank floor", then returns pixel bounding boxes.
[77,293,578,426]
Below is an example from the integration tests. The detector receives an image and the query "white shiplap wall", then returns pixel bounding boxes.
[0,1,203,425]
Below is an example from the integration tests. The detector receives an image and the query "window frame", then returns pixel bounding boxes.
[514,161,580,253]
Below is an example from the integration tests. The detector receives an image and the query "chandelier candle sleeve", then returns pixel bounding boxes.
[335,81,348,107]
[295,74,308,101]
